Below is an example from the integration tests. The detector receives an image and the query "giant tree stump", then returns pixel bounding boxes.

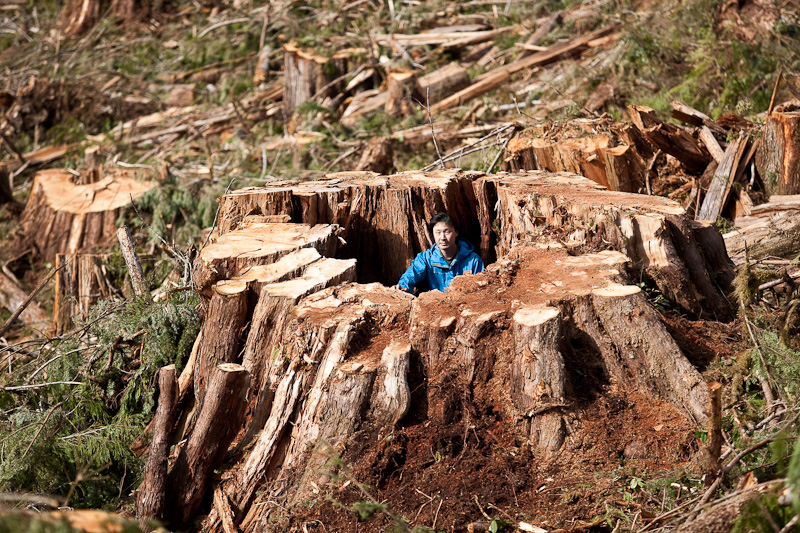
[756,110,800,195]
[504,119,651,192]
[175,169,737,531]
[20,169,155,263]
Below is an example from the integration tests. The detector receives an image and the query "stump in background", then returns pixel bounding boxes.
[20,169,155,263]
[283,42,361,113]
[756,110,800,195]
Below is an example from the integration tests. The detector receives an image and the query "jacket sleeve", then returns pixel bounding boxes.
[470,254,486,274]
[398,252,428,292]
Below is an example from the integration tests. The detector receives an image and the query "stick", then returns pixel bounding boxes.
[486,134,512,174]
[0,263,63,339]
[424,86,444,169]
[767,66,783,117]
[117,226,151,301]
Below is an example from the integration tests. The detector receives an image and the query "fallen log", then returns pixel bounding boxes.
[724,211,800,263]
[20,169,155,263]
[135,365,178,521]
[0,271,49,331]
[695,136,746,221]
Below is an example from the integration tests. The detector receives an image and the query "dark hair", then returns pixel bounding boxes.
[429,212,457,235]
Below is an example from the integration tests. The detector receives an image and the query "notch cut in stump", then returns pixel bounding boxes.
[503,119,651,192]
[192,222,340,293]
[20,169,155,263]
[53,253,116,335]
[214,169,482,284]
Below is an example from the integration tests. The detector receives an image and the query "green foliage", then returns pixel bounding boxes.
[0,291,200,508]
[732,491,796,532]
[352,501,387,521]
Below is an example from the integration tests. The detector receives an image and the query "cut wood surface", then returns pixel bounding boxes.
[503,119,647,192]
[628,104,711,173]
[193,222,340,292]
[53,253,115,335]
[20,169,155,263]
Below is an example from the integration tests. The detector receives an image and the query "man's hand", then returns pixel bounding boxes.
[391,285,409,292]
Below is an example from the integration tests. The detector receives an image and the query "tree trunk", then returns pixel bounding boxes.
[756,111,800,195]
[20,169,154,263]
[180,169,737,531]
[385,71,423,117]
[193,285,249,404]
[504,121,648,192]
[282,42,352,113]
[53,253,115,335]
[136,365,178,521]
[166,363,250,527]
[355,137,393,175]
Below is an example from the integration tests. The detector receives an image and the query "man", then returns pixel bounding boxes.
[394,212,485,294]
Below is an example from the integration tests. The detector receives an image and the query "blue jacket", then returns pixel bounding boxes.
[398,238,485,293]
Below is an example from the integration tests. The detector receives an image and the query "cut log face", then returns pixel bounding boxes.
[504,120,647,192]
[192,222,340,293]
[20,169,155,263]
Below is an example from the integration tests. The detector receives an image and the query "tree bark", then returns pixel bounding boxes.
[628,105,711,174]
[282,42,352,113]
[166,363,250,527]
[53,253,115,335]
[20,169,154,263]
[756,111,800,195]
[193,284,249,404]
[136,365,178,521]
[385,71,423,117]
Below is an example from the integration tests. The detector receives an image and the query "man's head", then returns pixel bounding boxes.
[429,212,458,260]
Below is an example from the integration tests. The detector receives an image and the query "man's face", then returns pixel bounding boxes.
[432,221,458,257]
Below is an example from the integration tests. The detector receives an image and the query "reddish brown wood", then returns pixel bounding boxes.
[628,105,711,174]
[136,365,178,521]
[166,364,250,527]
[756,111,800,195]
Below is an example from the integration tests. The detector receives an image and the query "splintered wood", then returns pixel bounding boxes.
[21,169,155,263]
[185,169,737,532]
